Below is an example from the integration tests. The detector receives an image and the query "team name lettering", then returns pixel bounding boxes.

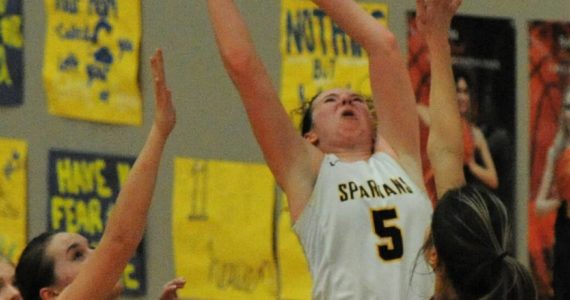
[338,177,413,201]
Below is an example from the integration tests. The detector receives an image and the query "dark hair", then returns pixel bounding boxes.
[428,185,537,299]
[453,68,472,87]
[15,232,58,300]
[294,93,320,136]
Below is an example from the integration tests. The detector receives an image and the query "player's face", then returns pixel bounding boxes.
[309,88,374,144]
[456,78,470,116]
[46,233,93,290]
[45,233,122,298]
[0,260,21,300]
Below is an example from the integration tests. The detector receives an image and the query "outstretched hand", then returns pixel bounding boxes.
[159,277,186,300]
[151,48,176,137]
[416,0,462,40]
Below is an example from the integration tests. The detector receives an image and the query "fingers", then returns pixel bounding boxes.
[163,277,186,291]
[150,48,172,105]
[416,0,460,36]
[151,49,168,94]
[151,48,165,81]
[149,48,176,135]
[160,278,186,300]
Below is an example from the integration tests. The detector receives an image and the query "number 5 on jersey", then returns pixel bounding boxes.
[371,207,404,261]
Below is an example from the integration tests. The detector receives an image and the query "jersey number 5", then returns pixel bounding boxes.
[371,208,403,261]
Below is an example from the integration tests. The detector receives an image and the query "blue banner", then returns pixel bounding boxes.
[47,149,146,296]
[0,0,23,106]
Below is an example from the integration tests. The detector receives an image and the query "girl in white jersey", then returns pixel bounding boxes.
[207,0,434,298]
[418,0,537,298]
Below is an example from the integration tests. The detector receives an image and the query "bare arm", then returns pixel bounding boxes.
[312,0,423,187]
[59,49,176,300]
[416,0,464,198]
[206,0,319,220]
[466,127,499,189]
[536,132,565,216]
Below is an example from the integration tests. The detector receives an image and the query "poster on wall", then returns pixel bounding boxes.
[528,20,570,298]
[280,0,388,125]
[43,0,142,125]
[47,150,146,296]
[407,14,516,210]
[0,138,26,263]
[0,0,23,106]
[172,157,277,299]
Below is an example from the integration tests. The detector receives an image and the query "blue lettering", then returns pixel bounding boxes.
[313,58,336,80]
[371,10,385,20]
[99,90,109,101]
[331,23,348,56]
[55,23,92,41]
[89,0,118,18]
[286,9,317,54]
[87,64,107,83]
[313,10,327,55]
[56,0,80,14]
[59,54,79,71]
[91,19,112,43]
[118,39,133,53]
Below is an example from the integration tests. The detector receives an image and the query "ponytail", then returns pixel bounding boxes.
[432,185,537,299]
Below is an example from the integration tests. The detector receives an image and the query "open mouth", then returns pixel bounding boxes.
[341,110,356,118]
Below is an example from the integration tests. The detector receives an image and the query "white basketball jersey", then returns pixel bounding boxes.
[294,153,434,300]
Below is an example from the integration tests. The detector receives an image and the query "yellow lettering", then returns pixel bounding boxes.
[122,263,140,290]
[51,196,66,230]
[75,201,89,234]
[95,160,111,198]
[50,197,104,234]
[89,199,103,234]
[0,47,13,86]
[64,198,78,233]
[57,159,77,194]
[116,163,131,189]
[73,160,91,194]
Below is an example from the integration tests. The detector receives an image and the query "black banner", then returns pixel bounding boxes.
[47,149,146,296]
[0,0,23,106]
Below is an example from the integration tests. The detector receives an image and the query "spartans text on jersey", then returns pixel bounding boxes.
[338,177,413,201]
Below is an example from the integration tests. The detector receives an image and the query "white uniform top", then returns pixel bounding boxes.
[294,152,434,300]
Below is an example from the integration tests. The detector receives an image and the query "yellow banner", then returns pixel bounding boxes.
[280,0,388,125]
[43,0,142,125]
[277,193,312,299]
[0,138,27,263]
[172,158,277,299]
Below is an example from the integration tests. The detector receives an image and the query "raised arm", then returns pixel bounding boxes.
[312,0,423,186]
[59,49,176,300]
[416,0,464,197]
[207,0,319,219]
[536,131,565,215]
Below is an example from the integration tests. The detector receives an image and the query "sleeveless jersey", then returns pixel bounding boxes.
[294,153,434,300]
